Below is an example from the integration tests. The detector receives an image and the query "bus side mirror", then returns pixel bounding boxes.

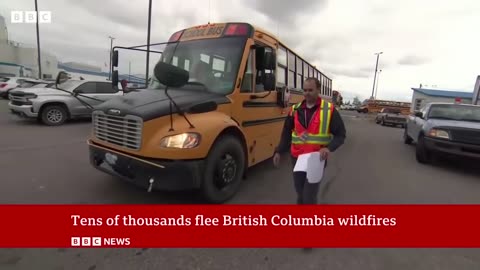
[277,86,290,108]
[55,71,69,86]
[264,73,276,91]
[263,51,276,70]
[112,70,119,87]
[154,62,189,88]
[112,50,118,67]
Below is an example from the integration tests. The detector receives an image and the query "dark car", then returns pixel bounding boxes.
[375,107,407,127]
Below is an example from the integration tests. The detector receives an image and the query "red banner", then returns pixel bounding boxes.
[0,205,478,248]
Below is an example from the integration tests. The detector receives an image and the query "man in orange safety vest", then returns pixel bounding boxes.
[273,77,346,205]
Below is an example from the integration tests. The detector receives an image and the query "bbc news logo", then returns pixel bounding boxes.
[11,11,52,24]
[71,237,131,247]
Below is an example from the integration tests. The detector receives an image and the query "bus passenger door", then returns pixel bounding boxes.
[232,44,284,167]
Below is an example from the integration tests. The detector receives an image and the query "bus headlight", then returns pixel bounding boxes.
[160,133,201,149]
[428,129,450,139]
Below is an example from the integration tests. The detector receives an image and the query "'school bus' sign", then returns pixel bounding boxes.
[180,23,227,41]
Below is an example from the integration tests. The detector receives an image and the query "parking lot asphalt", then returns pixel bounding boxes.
[1,99,479,270]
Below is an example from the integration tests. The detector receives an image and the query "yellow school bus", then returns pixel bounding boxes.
[358,99,411,114]
[86,22,333,203]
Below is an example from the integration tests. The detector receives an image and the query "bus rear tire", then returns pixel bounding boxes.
[201,135,246,204]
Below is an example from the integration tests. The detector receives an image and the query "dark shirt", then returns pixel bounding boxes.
[274,99,347,155]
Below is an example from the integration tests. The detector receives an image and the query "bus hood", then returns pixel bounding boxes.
[95,88,230,121]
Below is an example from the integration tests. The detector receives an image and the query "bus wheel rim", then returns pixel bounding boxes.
[214,154,237,189]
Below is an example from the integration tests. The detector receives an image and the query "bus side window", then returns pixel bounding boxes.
[255,47,270,92]
[241,50,254,92]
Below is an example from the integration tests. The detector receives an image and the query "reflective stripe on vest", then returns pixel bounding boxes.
[291,99,333,145]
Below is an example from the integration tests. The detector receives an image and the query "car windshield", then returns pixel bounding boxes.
[428,104,480,122]
[0,77,9,82]
[150,37,245,95]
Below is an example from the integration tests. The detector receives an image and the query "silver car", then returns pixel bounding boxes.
[8,79,124,126]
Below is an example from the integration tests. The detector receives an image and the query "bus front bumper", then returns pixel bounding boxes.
[88,140,204,191]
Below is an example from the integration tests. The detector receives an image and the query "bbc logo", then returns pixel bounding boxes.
[11,11,52,24]
[71,237,102,247]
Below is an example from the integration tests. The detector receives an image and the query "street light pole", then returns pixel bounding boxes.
[371,52,383,99]
[145,0,152,86]
[375,69,382,99]
[34,0,42,79]
[108,36,115,80]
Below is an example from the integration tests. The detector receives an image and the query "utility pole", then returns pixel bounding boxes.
[375,69,382,99]
[34,0,42,79]
[145,0,153,86]
[371,52,383,99]
[108,36,115,80]
[473,75,480,105]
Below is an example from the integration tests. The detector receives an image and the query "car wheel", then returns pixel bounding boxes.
[403,127,413,144]
[41,105,68,126]
[201,135,246,204]
[415,135,431,164]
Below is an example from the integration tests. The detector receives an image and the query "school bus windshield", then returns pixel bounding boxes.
[151,37,245,95]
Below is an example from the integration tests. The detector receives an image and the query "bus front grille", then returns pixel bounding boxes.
[92,111,143,150]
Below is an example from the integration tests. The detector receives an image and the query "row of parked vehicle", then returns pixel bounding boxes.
[371,102,480,164]
[1,75,127,126]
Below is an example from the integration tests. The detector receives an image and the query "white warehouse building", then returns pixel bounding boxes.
[0,14,146,85]
[410,87,474,112]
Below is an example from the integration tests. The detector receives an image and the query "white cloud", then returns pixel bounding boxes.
[0,0,479,101]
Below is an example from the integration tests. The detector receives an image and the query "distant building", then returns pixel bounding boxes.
[0,14,147,85]
[0,14,58,78]
[62,62,102,72]
[57,62,146,84]
[411,88,473,112]
[0,15,8,43]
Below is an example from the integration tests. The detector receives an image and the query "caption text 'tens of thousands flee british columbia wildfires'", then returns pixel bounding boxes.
[71,214,397,227]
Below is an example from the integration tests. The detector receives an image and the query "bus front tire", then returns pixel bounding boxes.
[201,135,246,204]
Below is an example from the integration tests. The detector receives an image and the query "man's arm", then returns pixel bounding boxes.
[327,108,347,152]
[274,114,293,154]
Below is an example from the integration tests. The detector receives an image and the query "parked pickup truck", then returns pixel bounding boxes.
[404,102,480,164]
[375,107,406,127]
[8,79,123,126]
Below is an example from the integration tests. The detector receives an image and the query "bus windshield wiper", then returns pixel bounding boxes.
[164,85,195,131]
[158,41,195,131]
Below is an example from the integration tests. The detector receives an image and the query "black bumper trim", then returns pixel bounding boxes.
[88,141,205,191]
[424,137,480,159]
